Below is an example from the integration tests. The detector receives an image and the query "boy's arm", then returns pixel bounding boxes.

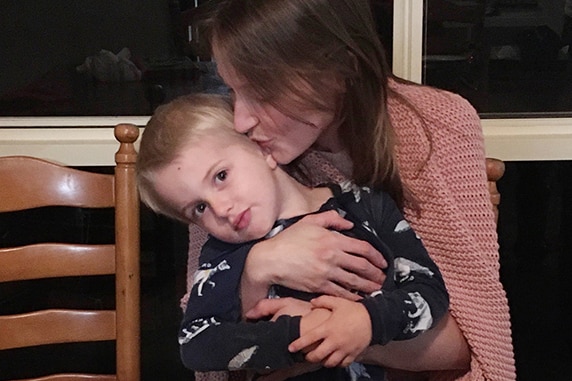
[180,240,304,372]
[180,313,303,372]
[360,190,449,345]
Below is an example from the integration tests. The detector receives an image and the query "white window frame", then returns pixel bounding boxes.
[393,0,572,162]
[1,0,571,165]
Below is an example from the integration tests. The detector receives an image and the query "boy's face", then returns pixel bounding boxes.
[153,133,283,243]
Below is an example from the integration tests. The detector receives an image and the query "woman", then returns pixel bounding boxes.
[184,1,515,380]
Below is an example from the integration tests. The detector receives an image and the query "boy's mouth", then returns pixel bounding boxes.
[232,209,250,231]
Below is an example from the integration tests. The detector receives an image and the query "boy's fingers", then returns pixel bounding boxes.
[304,341,336,365]
[245,298,290,319]
[323,351,345,368]
[288,330,323,353]
[340,355,355,368]
[310,295,337,309]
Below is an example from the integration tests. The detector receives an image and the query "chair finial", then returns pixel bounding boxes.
[114,124,140,144]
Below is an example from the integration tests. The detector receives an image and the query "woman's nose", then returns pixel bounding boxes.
[233,99,259,134]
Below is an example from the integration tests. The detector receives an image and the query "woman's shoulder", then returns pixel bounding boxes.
[387,78,479,126]
[388,77,473,109]
[387,77,482,141]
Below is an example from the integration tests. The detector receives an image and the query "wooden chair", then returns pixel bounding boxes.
[486,157,505,224]
[0,124,140,381]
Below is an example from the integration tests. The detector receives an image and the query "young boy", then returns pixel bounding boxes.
[137,94,449,381]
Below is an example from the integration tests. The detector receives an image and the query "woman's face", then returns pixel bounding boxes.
[214,55,341,165]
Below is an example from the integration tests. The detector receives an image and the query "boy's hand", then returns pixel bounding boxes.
[245,297,312,321]
[289,295,372,368]
[297,307,331,353]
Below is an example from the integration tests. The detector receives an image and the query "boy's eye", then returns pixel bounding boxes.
[215,170,227,182]
[194,203,207,216]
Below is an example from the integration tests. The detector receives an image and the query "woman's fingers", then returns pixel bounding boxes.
[335,232,387,270]
[304,213,387,282]
[319,281,363,301]
[242,209,387,303]
[321,233,385,294]
[301,209,354,230]
[330,257,385,295]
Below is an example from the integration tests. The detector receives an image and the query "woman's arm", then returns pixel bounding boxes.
[359,312,470,372]
[240,210,387,313]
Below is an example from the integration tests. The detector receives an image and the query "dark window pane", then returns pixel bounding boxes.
[372,0,395,68]
[423,0,572,117]
[0,0,224,117]
[498,160,572,381]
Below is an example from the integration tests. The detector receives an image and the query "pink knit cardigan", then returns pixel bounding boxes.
[184,79,516,381]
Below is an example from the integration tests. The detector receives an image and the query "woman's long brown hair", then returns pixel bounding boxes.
[206,0,406,207]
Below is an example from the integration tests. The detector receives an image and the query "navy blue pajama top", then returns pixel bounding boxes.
[179,182,449,380]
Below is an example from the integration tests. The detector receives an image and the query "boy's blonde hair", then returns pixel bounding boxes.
[137,93,236,222]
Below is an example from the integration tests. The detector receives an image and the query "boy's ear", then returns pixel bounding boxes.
[265,152,278,169]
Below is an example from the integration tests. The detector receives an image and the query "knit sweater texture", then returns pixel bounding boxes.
[184,79,516,381]
[389,79,515,381]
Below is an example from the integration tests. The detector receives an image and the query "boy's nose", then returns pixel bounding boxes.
[233,99,259,134]
[210,197,232,219]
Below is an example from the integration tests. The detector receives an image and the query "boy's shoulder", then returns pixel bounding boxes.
[199,236,255,265]
[330,181,388,207]
[322,181,390,221]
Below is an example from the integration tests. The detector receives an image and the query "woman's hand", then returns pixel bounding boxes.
[240,210,387,312]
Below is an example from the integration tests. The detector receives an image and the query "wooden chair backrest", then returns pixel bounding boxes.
[0,124,140,381]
